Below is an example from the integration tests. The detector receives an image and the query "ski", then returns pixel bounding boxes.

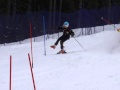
[57,51,67,54]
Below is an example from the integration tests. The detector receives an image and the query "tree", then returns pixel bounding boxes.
[0,0,120,15]
[6,0,11,15]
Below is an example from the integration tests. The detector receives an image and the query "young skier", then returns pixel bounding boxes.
[50,21,75,54]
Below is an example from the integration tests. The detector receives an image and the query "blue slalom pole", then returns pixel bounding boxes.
[43,16,46,56]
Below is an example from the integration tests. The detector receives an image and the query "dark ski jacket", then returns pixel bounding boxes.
[58,26,75,39]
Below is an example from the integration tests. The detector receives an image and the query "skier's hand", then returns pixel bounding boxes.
[71,32,75,37]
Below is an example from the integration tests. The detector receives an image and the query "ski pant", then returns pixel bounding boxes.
[55,36,68,50]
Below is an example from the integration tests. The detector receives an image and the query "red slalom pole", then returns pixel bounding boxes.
[30,22,34,68]
[9,55,12,90]
[93,12,117,30]
[101,17,117,29]
[28,53,36,90]
[101,17,111,24]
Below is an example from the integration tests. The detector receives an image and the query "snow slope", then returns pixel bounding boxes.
[0,29,120,90]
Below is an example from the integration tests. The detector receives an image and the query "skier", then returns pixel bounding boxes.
[50,21,75,54]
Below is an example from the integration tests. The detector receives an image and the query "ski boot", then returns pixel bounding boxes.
[57,49,67,54]
[50,45,56,49]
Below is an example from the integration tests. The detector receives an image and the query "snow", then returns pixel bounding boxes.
[1,25,120,90]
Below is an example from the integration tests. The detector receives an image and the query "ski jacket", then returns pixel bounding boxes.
[58,26,75,39]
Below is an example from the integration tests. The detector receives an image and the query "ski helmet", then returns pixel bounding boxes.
[63,21,69,27]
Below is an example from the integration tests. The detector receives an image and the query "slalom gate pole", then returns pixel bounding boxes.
[92,12,118,30]
[9,55,12,90]
[101,17,117,29]
[30,22,34,68]
[28,53,36,90]
[93,12,117,30]
[73,37,86,51]
[43,16,46,56]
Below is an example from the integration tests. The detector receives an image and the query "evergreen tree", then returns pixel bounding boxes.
[0,0,120,15]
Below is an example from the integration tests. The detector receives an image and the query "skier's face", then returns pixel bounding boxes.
[63,25,68,28]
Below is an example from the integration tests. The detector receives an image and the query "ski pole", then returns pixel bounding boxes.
[73,37,86,51]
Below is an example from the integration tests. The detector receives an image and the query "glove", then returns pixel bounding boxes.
[71,32,75,37]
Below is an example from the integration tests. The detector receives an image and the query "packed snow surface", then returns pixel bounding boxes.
[0,27,120,90]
